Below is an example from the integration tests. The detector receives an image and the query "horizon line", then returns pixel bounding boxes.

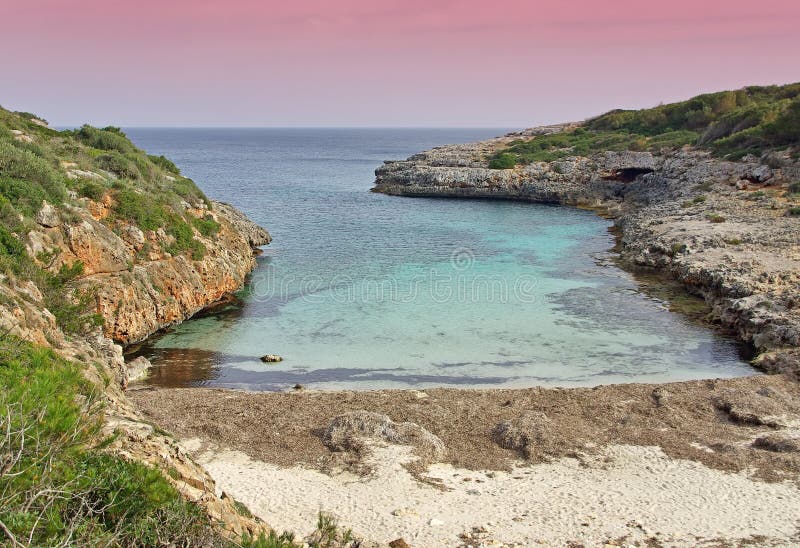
[53,125,520,130]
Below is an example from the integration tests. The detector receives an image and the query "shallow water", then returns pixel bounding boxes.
[125,128,756,390]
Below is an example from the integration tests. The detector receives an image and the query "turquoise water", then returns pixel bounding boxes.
[125,129,755,390]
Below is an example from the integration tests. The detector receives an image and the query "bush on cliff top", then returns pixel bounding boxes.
[489,83,800,168]
[0,108,214,263]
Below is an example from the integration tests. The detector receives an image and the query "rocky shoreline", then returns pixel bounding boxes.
[373,132,800,375]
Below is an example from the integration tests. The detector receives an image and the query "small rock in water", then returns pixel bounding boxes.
[292,383,304,390]
[260,354,283,363]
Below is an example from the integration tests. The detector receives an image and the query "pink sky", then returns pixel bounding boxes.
[2,0,798,127]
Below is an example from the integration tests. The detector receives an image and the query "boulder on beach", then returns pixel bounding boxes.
[121,356,152,388]
[322,410,446,462]
[260,354,283,363]
[492,411,551,458]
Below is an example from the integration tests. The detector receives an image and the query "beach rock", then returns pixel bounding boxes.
[752,435,800,453]
[260,354,283,363]
[322,411,446,462]
[652,387,671,407]
[389,539,411,548]
[492,412,550,458]
[428,518,444,526]
[713,388,800,428]
[124,356,152,386]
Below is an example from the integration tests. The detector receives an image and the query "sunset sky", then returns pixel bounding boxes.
[2,0,799,127]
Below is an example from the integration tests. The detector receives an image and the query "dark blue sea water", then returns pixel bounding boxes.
[125,128,755,390]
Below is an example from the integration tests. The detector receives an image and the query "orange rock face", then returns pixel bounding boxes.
[24,200,270,345]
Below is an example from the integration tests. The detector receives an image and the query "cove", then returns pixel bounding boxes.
[125,128,756,391]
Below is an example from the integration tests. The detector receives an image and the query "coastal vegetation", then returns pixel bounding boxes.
[489,83,800,168]
[0,108,256,545]
[0,106,222,337]
[0,337,220,546]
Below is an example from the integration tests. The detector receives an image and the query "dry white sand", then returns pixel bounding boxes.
[181,438,800,547]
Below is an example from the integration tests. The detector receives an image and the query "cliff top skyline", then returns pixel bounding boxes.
[3,0,799,127]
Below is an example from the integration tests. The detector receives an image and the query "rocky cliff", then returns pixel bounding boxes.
[0,109,272,539]
[374,132,800,374]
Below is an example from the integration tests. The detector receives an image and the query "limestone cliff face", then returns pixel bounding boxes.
[374,131,800,372]
[24,199,270,344]
[0,197,270,539]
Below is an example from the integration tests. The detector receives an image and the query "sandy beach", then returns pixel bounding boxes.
[132,374,800,546]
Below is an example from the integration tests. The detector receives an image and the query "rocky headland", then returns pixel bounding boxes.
[373,131,800,375]
[0,109,272,542]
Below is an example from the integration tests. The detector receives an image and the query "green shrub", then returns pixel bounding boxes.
[96,152,141,179]
[0,225,26,259]
[170,176,210,206]
[788,207,800,216]
[707,213,726,223]
[114,189,166,231]
[0,141,65,206]
[0,338,219,547]
[670,242,687,256]
[240,512,356,548]
[74,125,135,154]
[0,176,47,217]
[78,179,106,200]
[165,218,206,260]
[192,214,221,237]
[149,154,181,175]
[788,181,800,194]
[488,153,517,169]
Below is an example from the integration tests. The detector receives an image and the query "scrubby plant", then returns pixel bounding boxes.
[670,242,687,256]
[192,214,221,237]
[707,213,726,223]
[73,125,136,154]
[114,188,166,231]
[240,512,356,548]
[96,152,141,179]
[149,154,181,175]
[78,179,106,201]
[488,153,517,169]
[0,338,221,547]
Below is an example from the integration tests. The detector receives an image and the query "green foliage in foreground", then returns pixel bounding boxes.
[241,512,357,548]
[0,338,221,547]
[490,83,800,167]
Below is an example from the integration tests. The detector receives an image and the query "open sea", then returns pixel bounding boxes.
[124,128,756,390]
